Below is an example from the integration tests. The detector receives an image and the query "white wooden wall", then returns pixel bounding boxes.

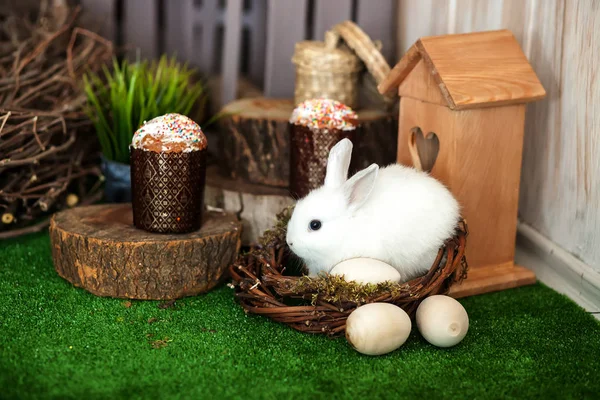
[397,0,600,272]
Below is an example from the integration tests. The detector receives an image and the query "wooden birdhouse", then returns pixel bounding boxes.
[378,30,546,297]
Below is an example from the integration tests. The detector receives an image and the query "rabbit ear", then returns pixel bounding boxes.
[324,139,353,188]
[344,163,379,212]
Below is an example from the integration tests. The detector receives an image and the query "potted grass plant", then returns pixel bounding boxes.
[83,55,208,202]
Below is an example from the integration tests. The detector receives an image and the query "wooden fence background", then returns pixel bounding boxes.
[80,0,396,105]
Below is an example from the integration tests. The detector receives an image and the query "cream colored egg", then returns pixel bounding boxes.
[416,295,469,348]
[345,303,412,356]
[330,258,401,285]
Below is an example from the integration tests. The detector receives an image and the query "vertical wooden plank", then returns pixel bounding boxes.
[396,0,451,55]
[356,0,395,62]
[80,0,116,42]
[451,0,504,33]
[520,0,600,269]
[193,0,220,73]
[264,0,308,98]
[499,0,530,44]
[165,0,188,59]
[312,0,352,41]
[396,0,529,58]
[221,0,243,105]
[123,0,159,59]
[246,0,267,87]
[518,0,565,241]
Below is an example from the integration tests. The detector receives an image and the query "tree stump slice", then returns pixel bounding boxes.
[218,97,397,187]
[49,204,242,300]
[218,98,293,187]
[204,166,294,246]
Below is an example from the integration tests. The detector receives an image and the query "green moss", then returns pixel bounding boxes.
[291,274,409,305]
[1,232,600,399]
[257,206,293,248]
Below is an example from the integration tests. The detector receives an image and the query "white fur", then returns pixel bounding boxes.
[286,139,460,280]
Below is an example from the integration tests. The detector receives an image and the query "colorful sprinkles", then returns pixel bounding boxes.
[289,98,358,132]
[131,113,207,153]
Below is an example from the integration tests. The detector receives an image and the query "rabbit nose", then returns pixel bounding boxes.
[288,241,294,247]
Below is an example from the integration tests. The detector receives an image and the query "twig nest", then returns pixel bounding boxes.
[416,295,469,348]
[345,303,411,355]
[330,258,401,285]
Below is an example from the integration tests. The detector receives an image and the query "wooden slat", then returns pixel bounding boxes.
[264,0,308,98]
[80,0,116,42]
[194,0,221,73]
[221,0,243,105]
[356,0,395,62]
[449,0,505,34]
[518,0,565,243]
[396,0,451,56]
[246,0,267,87]
[123,0,159,59]
[312,0,352,41]
[165,0,189,60]
[396,0,532,66]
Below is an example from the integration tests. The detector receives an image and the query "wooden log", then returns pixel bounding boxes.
[218,97,398,187]
[204,166,294,246]
[352,108,398,171]
[49,204,242,300]
[218,98,293,187]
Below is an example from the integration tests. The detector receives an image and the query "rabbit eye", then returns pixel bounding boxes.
[309,220,322,231]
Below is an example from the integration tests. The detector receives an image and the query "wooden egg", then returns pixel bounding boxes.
[330,258,401,285]
[345,303,411,356]
[416,295,469,348]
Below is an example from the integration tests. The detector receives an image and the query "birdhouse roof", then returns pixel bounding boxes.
[378,30,546,110]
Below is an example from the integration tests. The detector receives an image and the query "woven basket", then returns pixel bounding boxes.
[292,21,397,109]
[292,38,362,108]
[230,208,469,337]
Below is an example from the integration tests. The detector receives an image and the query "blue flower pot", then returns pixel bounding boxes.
[101,156,132,203]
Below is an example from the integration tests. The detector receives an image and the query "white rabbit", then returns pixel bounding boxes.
[286,138,460,280]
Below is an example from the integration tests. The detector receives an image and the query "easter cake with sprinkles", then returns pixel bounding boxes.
[289,98,358,133]
[131,113,207,153]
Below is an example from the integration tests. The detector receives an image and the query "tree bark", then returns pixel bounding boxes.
[49,204,242,300]
[218,98,293,187]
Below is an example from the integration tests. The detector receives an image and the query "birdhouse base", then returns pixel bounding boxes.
[448,262,536,298]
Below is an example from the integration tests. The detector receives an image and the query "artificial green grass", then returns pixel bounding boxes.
[1,233,599,400]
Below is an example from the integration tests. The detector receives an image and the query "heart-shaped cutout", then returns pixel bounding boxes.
[408,127,439,173]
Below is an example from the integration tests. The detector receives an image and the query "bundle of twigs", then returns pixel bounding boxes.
[230,208,468,337]
[0,1,113,238]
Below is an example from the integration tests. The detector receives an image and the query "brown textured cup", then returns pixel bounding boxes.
[289,123,356,199]
[130,148,206,233]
